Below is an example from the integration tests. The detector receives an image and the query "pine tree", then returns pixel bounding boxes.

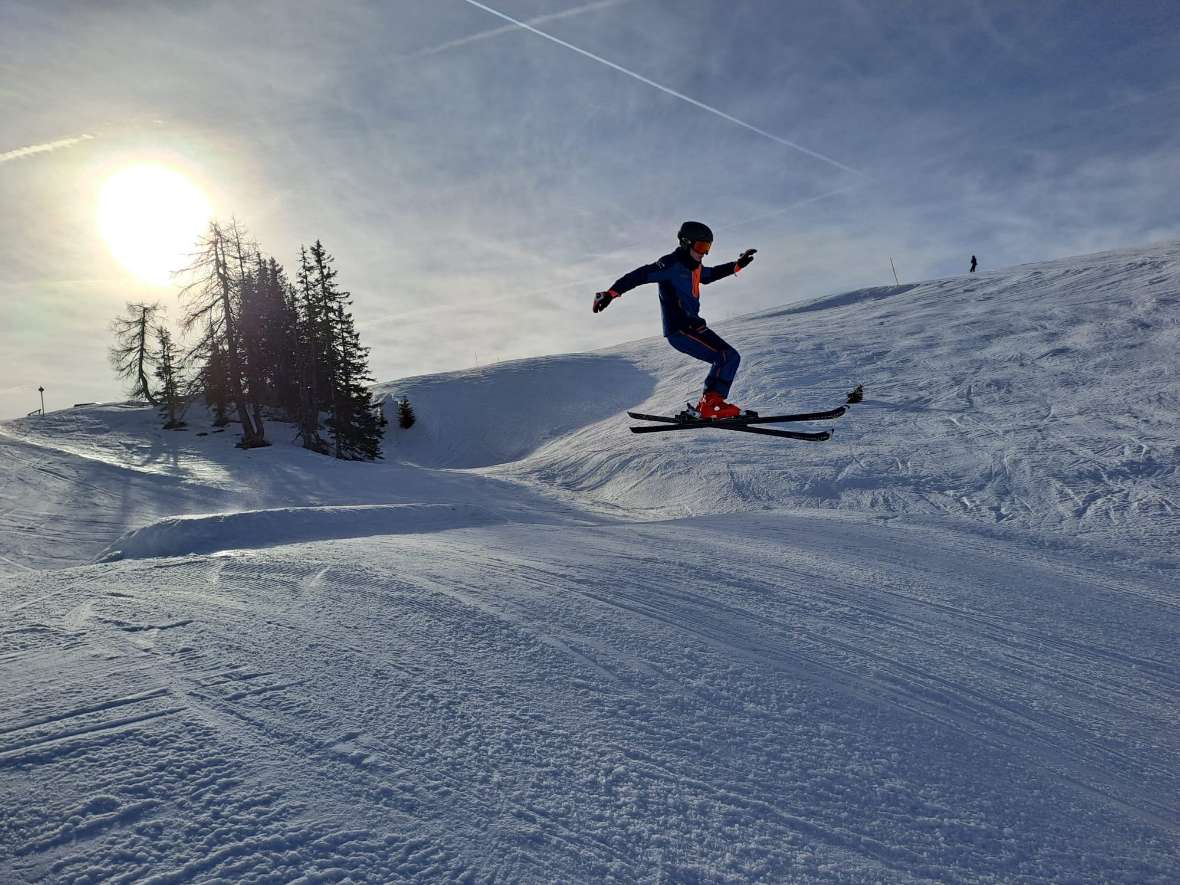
[110,302,161,405]
[238,252,301,421]
[325,287,383,460]
[305,240,384,460]
[199,340,231,427]
[267,257,303,419]
[329,299,383,460]
[154,326,186,429]
[292,245,330,453]
[398,397,415,429]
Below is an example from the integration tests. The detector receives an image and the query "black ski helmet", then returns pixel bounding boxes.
[677,220,713,248]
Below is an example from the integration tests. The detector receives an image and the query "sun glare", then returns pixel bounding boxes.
[98,165,211,287]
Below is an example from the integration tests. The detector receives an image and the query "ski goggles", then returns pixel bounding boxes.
[689,240,712,255]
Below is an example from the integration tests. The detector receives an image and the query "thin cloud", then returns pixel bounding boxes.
[458,0,867,179]
[718,184,866,232]
[412,0,633,59]
[388,183,862,321]
[0,133,95,164]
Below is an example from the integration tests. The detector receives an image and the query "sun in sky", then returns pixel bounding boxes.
[98,164,212,287]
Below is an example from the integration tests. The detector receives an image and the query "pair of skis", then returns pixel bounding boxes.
[627,385,862,442]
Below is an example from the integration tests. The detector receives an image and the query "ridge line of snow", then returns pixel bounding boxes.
[97,503,508,562]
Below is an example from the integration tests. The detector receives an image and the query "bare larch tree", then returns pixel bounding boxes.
[109,301,161,405]
[178,220,268,448]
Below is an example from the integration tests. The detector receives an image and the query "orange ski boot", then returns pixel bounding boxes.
[696,390,742,420]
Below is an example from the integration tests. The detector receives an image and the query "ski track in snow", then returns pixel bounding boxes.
[2,518,1177,882]
[1,243,1179,881]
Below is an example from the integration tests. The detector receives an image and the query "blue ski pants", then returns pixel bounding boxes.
[666,324,741,398]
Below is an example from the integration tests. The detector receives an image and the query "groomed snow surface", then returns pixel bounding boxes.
[2,243,1179,882]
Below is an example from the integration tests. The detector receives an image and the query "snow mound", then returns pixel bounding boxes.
[1,397,586,572]
[375,353,654,468]
[96,503,505,561]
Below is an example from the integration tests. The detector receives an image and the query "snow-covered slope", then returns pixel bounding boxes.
[364,244,1180,565]
[5,512,1177,882]
[2,243,1178,882]
[499,245,1180,555]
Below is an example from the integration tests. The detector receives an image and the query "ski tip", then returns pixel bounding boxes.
[846,385,864,405]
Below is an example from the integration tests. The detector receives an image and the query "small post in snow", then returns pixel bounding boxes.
[38,386,45,416]
[889,257,900,286]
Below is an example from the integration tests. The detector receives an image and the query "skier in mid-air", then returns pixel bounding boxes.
[593,221,756,419]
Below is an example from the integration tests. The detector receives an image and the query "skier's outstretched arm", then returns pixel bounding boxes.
[700,261,738,285]
[701,249,757,285]
[593,261,662,313]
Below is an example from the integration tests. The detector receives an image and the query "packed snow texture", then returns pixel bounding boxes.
[2,243,1178,882]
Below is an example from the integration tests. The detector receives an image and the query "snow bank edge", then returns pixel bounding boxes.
[96,503,506,562]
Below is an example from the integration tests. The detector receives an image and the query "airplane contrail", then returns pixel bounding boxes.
[415,0,632,58]
[457,0,865,178]
[0,133,95,165]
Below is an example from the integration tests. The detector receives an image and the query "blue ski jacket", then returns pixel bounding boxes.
[608,247,741,337]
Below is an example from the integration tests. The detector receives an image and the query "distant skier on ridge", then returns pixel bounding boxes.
[593,221,756,419]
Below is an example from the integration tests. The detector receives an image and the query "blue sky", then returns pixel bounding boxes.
[2,0,1178,418]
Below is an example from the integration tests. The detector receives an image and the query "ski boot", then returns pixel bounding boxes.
[695,390,742,420]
